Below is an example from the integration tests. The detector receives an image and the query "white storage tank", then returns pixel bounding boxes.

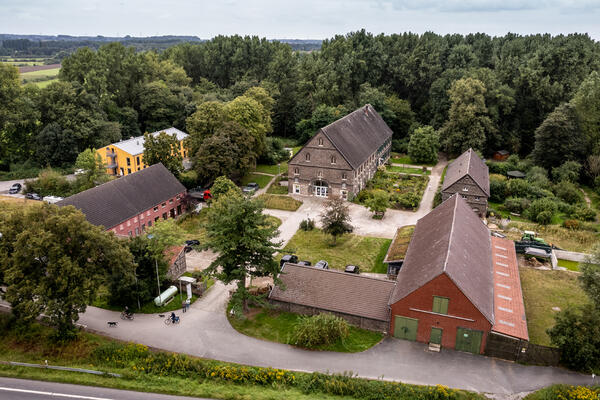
[154,285,178,306]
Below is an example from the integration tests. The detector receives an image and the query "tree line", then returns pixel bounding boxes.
[1,30,600,187]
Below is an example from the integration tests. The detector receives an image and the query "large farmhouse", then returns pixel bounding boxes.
[269,195,528,354]
[441,148,490,217]
[57,163,186,237]
[288,104,392,199]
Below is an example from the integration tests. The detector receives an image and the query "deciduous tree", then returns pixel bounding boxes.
[408,126,439,164]
[142,131,183,177]
[320,196,353,245]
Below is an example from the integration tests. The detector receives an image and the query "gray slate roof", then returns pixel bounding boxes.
[112,127,188,156]
[270,264,395,321]
[319,104,392,169]
[388,194,495,324]
[442,148,490,196]
[57,163,186,229]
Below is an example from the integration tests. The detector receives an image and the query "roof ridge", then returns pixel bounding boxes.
[285,263,394,284]
[442,195,459,272]
[320,104,369,131]
[466,148,472,176]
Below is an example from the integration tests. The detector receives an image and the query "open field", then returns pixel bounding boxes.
[281,229,392,272]
[35,78,59,88]
[20,66,60,85]
[240,172,273,188]
[229,307,383,353]
[519,267,588,346]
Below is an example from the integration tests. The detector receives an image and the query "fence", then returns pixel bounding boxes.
[485,332,560,366]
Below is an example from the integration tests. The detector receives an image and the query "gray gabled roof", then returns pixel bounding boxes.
[317,104,392,169]
[111,127,188,156]
[442,148,490,196]
[388,194,495,324]
[57,163,186,229]
[270,263,395,322]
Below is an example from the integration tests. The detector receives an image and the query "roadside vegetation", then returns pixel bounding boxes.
[228,307,383,353]
[282,229,391,273]
[524,385,599,400]
[0,314,484,400]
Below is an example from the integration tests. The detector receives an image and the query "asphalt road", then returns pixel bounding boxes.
[0,377,213,400]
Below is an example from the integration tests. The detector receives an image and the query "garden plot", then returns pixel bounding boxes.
[355,170,428,211]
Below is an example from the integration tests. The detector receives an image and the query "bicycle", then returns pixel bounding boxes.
[120,311,134,321]
[164,316,180,325]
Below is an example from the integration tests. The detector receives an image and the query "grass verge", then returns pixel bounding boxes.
[241,173,274,188]
[228,307,383,353]
[387,166,431,175]
[524,384,599,400]
[519,267,588,346]
[92,290,199,314]
[255,162,288,175]
[257,194,302,211]
[556,259,580,271]
[0,314,485,400]
[282,229,392,272]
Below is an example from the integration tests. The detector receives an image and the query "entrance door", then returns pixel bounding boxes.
[315,186,328,197]
[393,316,418,341]
[455,327,483,354]
[430,327,443,345]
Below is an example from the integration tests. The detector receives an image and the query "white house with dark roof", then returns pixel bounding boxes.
[288,104,392,199]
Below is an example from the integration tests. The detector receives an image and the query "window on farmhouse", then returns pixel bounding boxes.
[294,168,299,175]
[136,156,140,165]
[318,138,323,146]
[342,173,347,180]
[331,156,336,164]
[162,203,166,208]
[433,296,449,315]
[305,153,310,161]
[127,168,131,174]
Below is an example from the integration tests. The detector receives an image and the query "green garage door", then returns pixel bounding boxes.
[455,327,483,354]
[394,316,418,341]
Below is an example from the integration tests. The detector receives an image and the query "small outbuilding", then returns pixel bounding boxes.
[493,150,510,161]
[441,148,489,217]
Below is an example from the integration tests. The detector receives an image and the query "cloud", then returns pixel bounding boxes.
[383,0,600,13]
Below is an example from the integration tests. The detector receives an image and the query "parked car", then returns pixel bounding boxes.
[280,254,298,268]
[74,168,86,175]
[242,182,260,194]
[314,260,329,270]
[25,192,42,201]
[43,195,64,204]
[344,265,360,274]
[185,239,200,246]
[8,183,21,194]
[297,260,312,267]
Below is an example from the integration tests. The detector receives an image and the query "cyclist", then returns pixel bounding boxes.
[170,312,177,324]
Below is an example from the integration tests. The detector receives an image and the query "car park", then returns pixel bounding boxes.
[25,192,42,201]
[8,183,21,194]
[314,260,329,269]
[344,265,360,274]
[280,254,298,267]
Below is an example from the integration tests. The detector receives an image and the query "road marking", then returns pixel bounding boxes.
[0,387,113,400]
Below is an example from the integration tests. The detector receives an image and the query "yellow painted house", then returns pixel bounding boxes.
[97,127,189,176]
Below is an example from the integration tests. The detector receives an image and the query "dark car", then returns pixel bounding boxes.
[344,265,360,274]
[242,182,260,194]
[25,192,42,201]
[185,239,200,246]
[280,254,298,268]
[297,260,312,267]
[8,183,21,194]
[314,260,329,270]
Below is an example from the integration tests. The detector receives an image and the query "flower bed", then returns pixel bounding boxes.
[355,170,428,211]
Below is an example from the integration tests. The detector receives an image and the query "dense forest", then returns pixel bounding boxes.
[1,30,600,187]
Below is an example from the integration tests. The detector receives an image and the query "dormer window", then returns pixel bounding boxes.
[305,153,310,162]
[331,156,336,164]
[318,138,323,146]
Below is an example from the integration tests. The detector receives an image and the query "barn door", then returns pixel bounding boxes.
[455,327,483,354]
[394,316,418,341]
[429,327,443,345]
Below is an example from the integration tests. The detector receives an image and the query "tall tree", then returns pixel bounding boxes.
[204,190,280,313]
[0,204,133,339]
[408,126,439,164]
[439,78,495,156]
[571,71,600,154]
[73,148,111,191]
[142,131,183,177]
[532,103,585,170]
[320,196,353,245]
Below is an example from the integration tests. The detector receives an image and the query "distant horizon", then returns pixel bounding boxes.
[2,1,599,41]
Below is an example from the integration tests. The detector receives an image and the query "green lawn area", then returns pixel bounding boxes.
[92,285,199,314]
[255,162,288,175]
[386,165,431,175]
[229,307,383,353]
[557,259,580,271]
[241,173,274,188]
[257,194,302,211]
[282,229,392,272]
[390,154,437,166]
[177,210,209,241]
[267,176,289,194]
[34,78,59,88]
[520,267,588,346]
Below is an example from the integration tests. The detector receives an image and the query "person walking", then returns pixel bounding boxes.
[181,301,187,313]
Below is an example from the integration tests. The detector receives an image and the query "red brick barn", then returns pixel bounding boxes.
[389,195,495,354]
[57,163,186,237]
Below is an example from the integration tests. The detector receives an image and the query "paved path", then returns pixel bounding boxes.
[78,282,592,397]
[0,377,213,400]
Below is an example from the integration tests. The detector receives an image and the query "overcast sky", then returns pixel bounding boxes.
[2,0,599,40]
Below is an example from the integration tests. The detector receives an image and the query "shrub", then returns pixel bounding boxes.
[292,313,349,348]
[555,200,575,215]
[394,192,421,210]
[23,168,73,197]
[552,161,582,183]
[299,218,315,231]
[563,219,580,230]
[506,179,529,198]
[178,170,198,189]
[527,198,558,222]
[537,210,553,225]
[527,166,550,187]
[486,161,510,175]
[572,206,597,222]
[554,181,584,204]
[433,190,442,208]
[504,197,530,214]
[489,175,507,203]
[392,138,408,153]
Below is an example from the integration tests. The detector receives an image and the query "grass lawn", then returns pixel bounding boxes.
[387,165,431,175]
[282,229,392,272]
[229,307,383,353]
[520,267,588,346]
[557,259,580,271]
[257,194,302,211]
[93,286,199,314]
[255,162,288,175]
[390,154,437,167]
[177,210,209,241]
[267,176,289,194]
[241,173,274,188]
